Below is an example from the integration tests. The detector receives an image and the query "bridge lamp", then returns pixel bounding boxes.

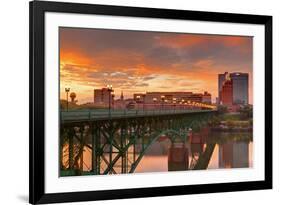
[180,99,184,109]
[161,95,165,110]
[106,84,113,117]
[65,87,70,111]
[164,100,168,110]
[136,96,141,111]
[173,101,176,111]
[143,94,146,111]
[153,98,157,110]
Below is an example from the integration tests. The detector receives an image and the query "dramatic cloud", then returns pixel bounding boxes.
[60,27,253,103]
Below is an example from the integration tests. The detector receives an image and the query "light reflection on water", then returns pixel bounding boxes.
[62,131,253,174]
[135,134,252,173]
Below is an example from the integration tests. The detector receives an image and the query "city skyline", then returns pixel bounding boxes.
[60,27,253,104]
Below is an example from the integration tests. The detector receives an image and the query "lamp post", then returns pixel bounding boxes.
[136,95,141,111]
[93,88,95,104]
[181,99,185,110]
[173,100,176,113]
[153,98,157,110]
[143,94,146,112]
[161,95,165,111]
[184,102,187,110]
[65,87,70,111]
[107,84,113,117]
[173,98,177,111]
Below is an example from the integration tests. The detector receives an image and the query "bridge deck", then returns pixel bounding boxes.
[61,109,216,123]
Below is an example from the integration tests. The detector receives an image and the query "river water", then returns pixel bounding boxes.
[135,131,253,173]
[61,129,253,175]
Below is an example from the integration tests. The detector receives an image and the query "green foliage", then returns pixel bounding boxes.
[208,116,221,126]
[249,118,253,126]
[225,120,251,128]
[238,105,253,120]
[217,105,228,115]
[222,113,241,121]
[191,121,202,132]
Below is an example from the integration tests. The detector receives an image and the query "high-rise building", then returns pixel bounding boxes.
[230,73,249,104]
[221,76,233,106]
[218,73,226,103]
[218,72,249,105]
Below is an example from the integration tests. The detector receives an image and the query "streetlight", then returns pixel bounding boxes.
[152,98,157,109]
[136,95,141,111]
[181,99,185,110]
[164,99,168,110]
[143,94,146,112]
[173,100,176,112]
[161,95,165,111]
[173,98,177,111]
[65,87,70,111]
[107,84,113,117]
[153,98,157,110]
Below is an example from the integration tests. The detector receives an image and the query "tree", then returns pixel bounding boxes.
[217,105,228,115]
[239,105,253,120]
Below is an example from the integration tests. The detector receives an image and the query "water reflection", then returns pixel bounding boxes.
[219,142,249,168]
[61,128,253,175]
[135,131,252,173]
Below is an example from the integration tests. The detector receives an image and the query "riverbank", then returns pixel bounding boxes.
[209,113,253,132]
[211,127,252,132]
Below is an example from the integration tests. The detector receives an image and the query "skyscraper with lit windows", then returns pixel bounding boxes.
[230,73,249,104]
[218,72,249,105]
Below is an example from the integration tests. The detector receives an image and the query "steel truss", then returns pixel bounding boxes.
[60,111,215,175]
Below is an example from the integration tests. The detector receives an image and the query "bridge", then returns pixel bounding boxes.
[60,109,218,176]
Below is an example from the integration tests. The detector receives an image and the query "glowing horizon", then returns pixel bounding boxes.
[59,27,253,104]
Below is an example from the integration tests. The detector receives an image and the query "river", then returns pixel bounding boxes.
[61,128,253,175]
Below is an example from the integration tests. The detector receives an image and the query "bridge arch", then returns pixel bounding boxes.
[129,129,188,173]
[60,110,218,175]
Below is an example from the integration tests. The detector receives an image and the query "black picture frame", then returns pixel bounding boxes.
[29,0,272,204]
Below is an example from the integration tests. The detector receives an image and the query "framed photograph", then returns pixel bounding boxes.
[29,0,272,204]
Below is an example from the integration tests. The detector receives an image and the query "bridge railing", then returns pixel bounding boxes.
[60,109,217,122]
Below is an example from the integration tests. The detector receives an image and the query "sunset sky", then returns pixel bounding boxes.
[59,27,253,104]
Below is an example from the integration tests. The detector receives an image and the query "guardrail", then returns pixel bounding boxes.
[61,109,217,122]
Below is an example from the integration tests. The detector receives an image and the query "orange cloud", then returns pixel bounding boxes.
[60,49,93,66]
[59,29,253,104]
